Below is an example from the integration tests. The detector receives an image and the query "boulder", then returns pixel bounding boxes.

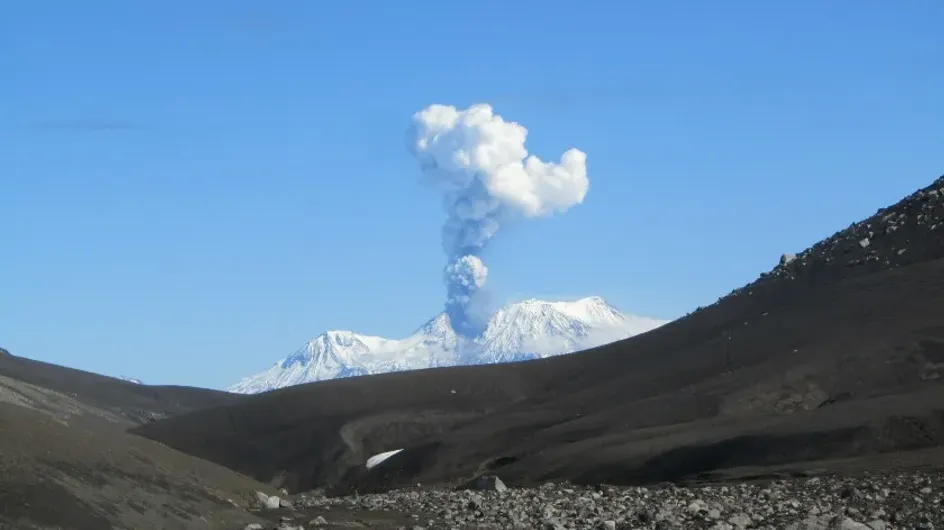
[468,475,508,493]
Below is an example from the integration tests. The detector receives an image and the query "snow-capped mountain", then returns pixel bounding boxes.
[229,297,667,394]
[118,375,143,384]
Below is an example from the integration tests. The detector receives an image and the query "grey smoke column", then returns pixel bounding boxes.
[409,103,590,337]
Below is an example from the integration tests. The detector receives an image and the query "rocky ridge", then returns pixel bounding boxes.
[270,471,944,530]
[719,175,944,303]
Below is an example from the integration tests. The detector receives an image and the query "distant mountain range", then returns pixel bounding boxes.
[229,296,667,394]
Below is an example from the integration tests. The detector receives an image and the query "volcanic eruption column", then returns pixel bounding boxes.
[409,103,590,337]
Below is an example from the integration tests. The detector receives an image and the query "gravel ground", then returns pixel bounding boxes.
[276,471,944,530]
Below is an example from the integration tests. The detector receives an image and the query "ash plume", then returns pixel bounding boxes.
[409,103,590,337]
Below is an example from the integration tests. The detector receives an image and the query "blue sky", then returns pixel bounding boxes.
[2,1,942,389]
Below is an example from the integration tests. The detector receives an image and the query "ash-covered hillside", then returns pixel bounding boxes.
[0,348,264,530]
[724,175,944,300]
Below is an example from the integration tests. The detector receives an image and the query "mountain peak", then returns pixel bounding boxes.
[229,296,669,394]
[574,295,609,306]
[415,312,453,337]
[574,295,606,304]
[509,296,612,311]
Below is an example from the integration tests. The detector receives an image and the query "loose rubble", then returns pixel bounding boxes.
[288,471,943,530]
[256,491,282,510]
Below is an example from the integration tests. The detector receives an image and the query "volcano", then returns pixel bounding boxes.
[229,297,667,393]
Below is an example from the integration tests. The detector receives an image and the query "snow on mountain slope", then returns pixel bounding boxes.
[232,315,462,393]
[229,297,667,394]
[477,297,665,363]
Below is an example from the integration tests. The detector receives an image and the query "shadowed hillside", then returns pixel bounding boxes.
[134,175,944,495]
[0,350,241,425]
[0,401,271,530]
[0,351,269,529]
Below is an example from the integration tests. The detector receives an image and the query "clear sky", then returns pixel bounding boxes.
[2,1,942,390]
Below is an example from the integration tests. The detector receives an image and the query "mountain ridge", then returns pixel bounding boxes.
[229,296,667,394]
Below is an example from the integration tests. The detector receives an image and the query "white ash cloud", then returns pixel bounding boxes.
[410,103,589,336]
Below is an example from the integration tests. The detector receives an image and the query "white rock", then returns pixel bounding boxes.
[838,518,872,530]
[686,499,708,514]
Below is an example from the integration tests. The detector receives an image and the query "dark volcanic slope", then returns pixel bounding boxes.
[135,174,944,495]
[0,352,270,529]
[721,174,944,301]
[0,350,240,425]
[0,401,273,530]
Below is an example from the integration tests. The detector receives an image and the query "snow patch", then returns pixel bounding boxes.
[366,449,404,469]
